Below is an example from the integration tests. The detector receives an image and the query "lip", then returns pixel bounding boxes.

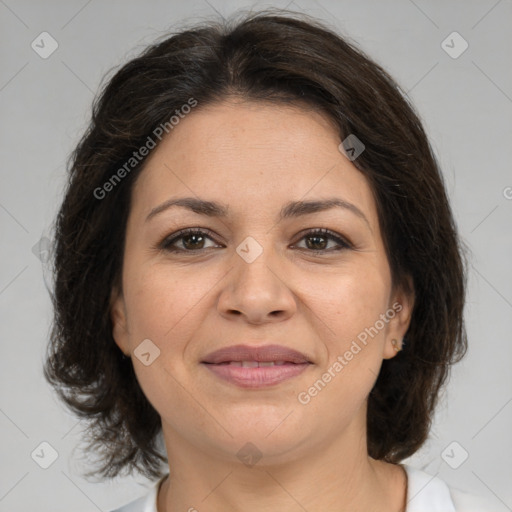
[202,344,312,364]
[201,344,312,389]
[204,362,310,388]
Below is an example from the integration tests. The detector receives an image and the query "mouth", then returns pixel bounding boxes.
[210,360,296,366]
[202,344,312,364]
[201,344,313,388]
[202,361,311,388]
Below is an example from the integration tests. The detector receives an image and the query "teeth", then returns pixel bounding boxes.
[226,361,288,367]
[241,361,259,368]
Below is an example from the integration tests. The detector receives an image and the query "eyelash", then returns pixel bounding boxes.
[158,227,353,254]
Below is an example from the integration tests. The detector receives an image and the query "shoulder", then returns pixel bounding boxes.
[402,464,496,512]
[108,475,167,512]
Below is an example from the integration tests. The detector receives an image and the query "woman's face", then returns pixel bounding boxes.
[111,99,413,465]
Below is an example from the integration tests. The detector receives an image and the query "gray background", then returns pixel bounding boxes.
[1,0,511,510]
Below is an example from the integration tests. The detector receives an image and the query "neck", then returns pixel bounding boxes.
[157,426,407,512]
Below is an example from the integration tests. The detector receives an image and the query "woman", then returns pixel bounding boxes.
[44,10,494,512]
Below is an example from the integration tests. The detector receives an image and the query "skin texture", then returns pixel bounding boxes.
[111,99,414,512]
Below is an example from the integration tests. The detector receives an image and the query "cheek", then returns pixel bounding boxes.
[312,261,391,347]
[298,273,390,417]
[122,265,210,424]
[123,262,212,343]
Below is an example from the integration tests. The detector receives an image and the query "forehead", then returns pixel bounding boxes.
[130,100,377,227]
[151,99,341,168]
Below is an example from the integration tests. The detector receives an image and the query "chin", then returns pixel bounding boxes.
[206,420,313,463]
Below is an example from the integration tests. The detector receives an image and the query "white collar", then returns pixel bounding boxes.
[402,463,456,511]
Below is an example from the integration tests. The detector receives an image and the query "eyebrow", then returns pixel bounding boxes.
[145,196,371,229]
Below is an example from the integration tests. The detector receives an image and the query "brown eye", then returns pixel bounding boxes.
[161,228,221,252]
[293,229,352,252]
[181,233,206,250]
[305,233,328,250]
[159,227,351,255]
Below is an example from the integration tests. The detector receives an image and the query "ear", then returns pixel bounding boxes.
[110,285,130,356]
[383,276,415,360]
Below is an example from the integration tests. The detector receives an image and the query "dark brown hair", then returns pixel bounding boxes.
[44,9,468,480]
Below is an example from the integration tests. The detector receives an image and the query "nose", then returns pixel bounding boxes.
[217,244,297,325]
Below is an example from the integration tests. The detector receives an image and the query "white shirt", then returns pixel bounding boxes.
[110,463,495,512]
